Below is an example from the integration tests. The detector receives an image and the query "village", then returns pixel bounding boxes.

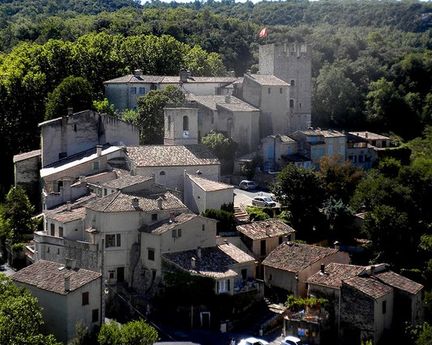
[3,41,424,345]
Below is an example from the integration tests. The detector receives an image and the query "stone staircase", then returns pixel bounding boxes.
[234,206,249,224]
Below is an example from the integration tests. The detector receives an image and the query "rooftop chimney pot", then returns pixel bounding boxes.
[157,196,163,210]
[96,145,103,157]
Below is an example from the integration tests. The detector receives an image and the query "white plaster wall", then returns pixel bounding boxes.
[373,293,394,344]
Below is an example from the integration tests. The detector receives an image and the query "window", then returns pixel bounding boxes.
[241,269,247,280]
[382,301,387,314]
[50,223,55,236]
[57,180,63,192]
[105,234,121,248]
[279,236,283,244]
[279,88,283,94]
[130,87,136,95]
[160,171,166,176]
[289,99,295,108]
[82,292,89,306]
[93,161,99,171]
[139,87,145,95]
[74,124,77,132]
[178,229,182,238]
[108,270,115,279]
[183,115,189,131]
[359,155,364,163]
[217,279,231,293]
[92,309,99,323]
[290,79,295,86]
[57,248,60,255]
[151,213,158,221]
[47,247,50,253]
[148,248,155,261]
[58,227,63,238]
[172,229,177,238]
[202,224,205,231]
[267,87,271,94]
[103,189,107,196]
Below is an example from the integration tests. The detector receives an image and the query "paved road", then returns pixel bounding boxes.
[234,188,278,209]
[0,255,15,276]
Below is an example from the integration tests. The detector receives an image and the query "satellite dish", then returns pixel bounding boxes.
[183,130,189,138]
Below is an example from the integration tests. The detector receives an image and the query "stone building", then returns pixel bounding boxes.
[183,173,234,214]
[307,263,424,344]
[13,260,102,344]
[13,149,41,207]
[104,70,237,111]
[260,134,298,171]
[259,43,312,130]
[39,109,139,168]
[262,242,350,297]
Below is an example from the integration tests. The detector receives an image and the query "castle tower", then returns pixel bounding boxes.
[259,43,312,132]
[164,107,198,145]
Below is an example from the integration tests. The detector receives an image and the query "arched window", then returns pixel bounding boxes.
[160,171,166,176]
[183,116,189,131]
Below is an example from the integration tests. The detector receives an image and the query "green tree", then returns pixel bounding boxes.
[183,45,226,76]
[45,76,93,120]
[0,274,61,345]
[201,130,237,161]
[416,323,432,345]
[93,98,115,117]
[273,164,325,239]
[2,186,36,243]
[98,320,158,345]
[136,85,185,144]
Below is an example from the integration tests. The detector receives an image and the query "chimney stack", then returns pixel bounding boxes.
[66,201,71,212]
[225,94,231,103]
[64,275,71,292]
[191,257,196,269]
[65,258,76,270]
[157,196,163,210]
[134,69,143,77]
[320,263,325,274]
[67,107,73,116]
[131,197,139,209]
[197,247,202,259]
[96,145,103,157]
[334,241,340,250]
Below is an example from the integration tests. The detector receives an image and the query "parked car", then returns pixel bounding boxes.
[237,337,269,345]
[281,335,305,345]
[252,196,276,208]
[239,180,258,190]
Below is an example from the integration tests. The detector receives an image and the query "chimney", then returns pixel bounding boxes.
[64,275,71,292]
[66,201,71,211]
[65,258,76,270]
[191,257,196,269]
[334,241,340,250]
[370,265,375,276]
[196,169,202,175]
[320,263,325,274]
[225,94,231,103]
[131,197,139,208]
[197,247,202,259]
[133,69,143,77]
[365,132,368,138]
[157,196,163,210]
[67,107,73,116]
[96,145,103,157]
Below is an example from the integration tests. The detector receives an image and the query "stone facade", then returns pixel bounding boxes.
[39,110,139,168]
[259,43,312,129]
[164,107,199,146]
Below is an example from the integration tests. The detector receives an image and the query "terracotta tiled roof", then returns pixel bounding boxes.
[343,276,393,300]
[45,207,86,224]
[101,175,153,190]
[126,145,219,167]
[13,149,41,163]
[44,193,96,212]
[85,190,186,213]
[104,74,237,84]
[374,271,423,295]
[12,260,101,295]
[348,131,390,141]
[189,95,258,112]
[187,174,233,192]
[247,74,289,86]
[147,213,198,234]
[307,263,365,289]
[237,219,295,241]
[262,242,339,273]
[162,242,255,279]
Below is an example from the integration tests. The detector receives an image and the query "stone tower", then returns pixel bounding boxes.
[259,43,312,132]
[164,107,198,145]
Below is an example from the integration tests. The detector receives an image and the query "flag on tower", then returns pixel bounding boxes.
[259,27,269,39]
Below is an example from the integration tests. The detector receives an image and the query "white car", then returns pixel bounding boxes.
[281,335,304,345]
[252,196,276,208]
[239,180,258,190]
[237,337,269,345]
